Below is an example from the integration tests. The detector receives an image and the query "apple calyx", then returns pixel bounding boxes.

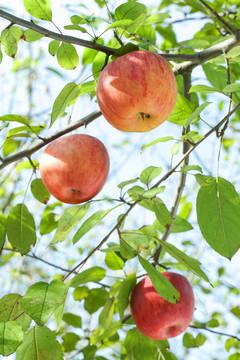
[138,112,151,121]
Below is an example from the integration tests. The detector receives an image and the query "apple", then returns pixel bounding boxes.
[130,272,194,340]
[39,134,110,204]
[96,50,177,132]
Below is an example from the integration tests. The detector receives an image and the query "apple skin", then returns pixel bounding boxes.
[96,50,177,132]
[39,134,110,204]
[130,272,194,340]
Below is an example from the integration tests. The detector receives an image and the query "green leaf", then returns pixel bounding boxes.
[0,114,29,126]
[171,215,193,233]
[120,239,136,259]
[84,288,108,314]
[117,177,139,189]
[167,93,196,125]
[51,82,81,126]
[48,40,60,56]
[158,240,209,281]
[1,26,22,57]
[57,43,79,70]
[184,102,211,127]
[115,2,147,32]
[118,274,136,320]
[140,166,162,186]
[23,29,44,42]
[202,63,228,91]
[0,294,31,332]
[91,321,122,345]
[183,332,196,348]
[51,203,90,244]
[21,280,68,326]
[144,13,169,25]
[223,83,240,93]
[16,326,63,360]
[70,266,106,288]
[153,197,172,228]
[138,255,180,303]
[125,328,161,360]
[120,230,150,251]
[73,206,119,244]
[181,165,202,174]
[6,204,36,255]
[171,142,182,156]
[127,185,145,200]
[0,223,5,252]
[63,313,82,328]
[142,187,165,199]
[196,177,240,259]
[105,252,124,270]
[73,286,89,301]
[64,24,87,33]
[99,298,115,331]
[189,85,221,94]
[231,305,240,319]
[31,178,50,204]
[106,19,134,30]
[40,212,58,235]
[141,136,174,151]
[0,321,23,356]
[23,0,52,21]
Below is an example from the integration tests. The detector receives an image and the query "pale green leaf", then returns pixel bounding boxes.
[31,178,50,204]
[73,206,119,244]
[0,321,23,356]
[118,274,136,320]
[23,0,52,21]
[71,267,106,288]
[158,240,209,281]
[140,166,162,186]
[57,43,79,70]
[6,204,36,255]
[51,203,90,244]
[167,93,196,125]
[51,82,81,126]
[21,280,68,325]
[185,102,211,127]
[141,136,174,151]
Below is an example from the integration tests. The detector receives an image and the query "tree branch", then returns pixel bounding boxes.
[0,110,101,170]
[1,9,240,70]
[153,71,192,265]
[62,102,240,279]
[198,0,236,35]
[0,9,115,55]
[190,325,240,341]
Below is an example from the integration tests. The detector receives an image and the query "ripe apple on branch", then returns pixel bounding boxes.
[39,134,110,204]
[97,50,178,132]
[130,273,195,340]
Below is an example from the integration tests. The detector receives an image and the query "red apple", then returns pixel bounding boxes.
[39,134,110,204]
[130,272,194,340]
[96,50,177,132]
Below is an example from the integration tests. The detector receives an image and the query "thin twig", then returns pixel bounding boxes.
[198,0,236,35]
[62,102,240,280]
[190,325,240,341]
[0,110,101,170]
[153,71,192,265]
[61,201,139,282]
